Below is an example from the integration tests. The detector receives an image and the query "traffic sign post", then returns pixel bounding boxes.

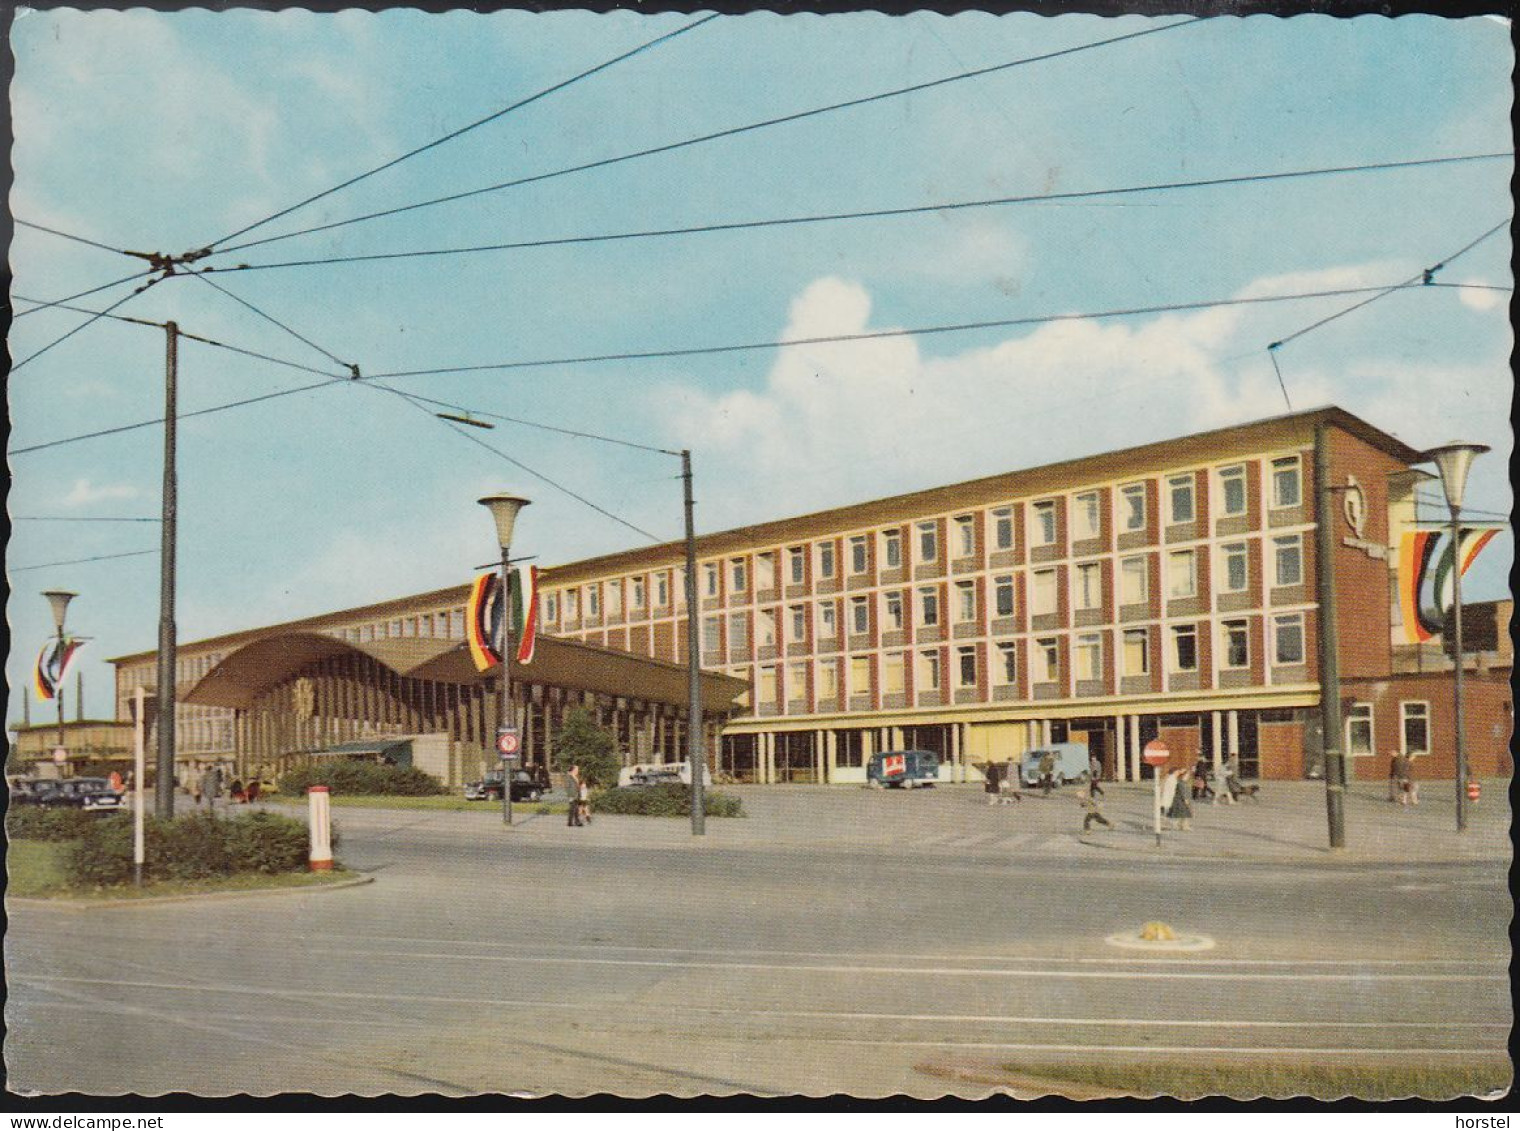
[1143,740,1171,848]
[497,728,519,825]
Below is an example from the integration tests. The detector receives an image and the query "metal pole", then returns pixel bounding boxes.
[500,545,515,827]
[55,622,67,758]
[1313,424,1346,849]
[683,450,706,836]
[134,687,146,887]
[155,322,179,819]
[1452,503,1467,832]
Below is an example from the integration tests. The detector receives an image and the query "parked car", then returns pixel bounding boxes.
[616,762,713,789]
[867,750,940,789]
[464,767,549,802]
[11,776,124,811]
[1020,743,1091,787]
[7,777,61,806]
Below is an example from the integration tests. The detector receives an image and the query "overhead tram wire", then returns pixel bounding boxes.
[187,271,357,373]
[366,280,1490,382]
[15,218,135,257]
[13,515,161,523]
[10,267,162,320]
[9,275,167,374]
[206,18,1204,260]
[10,548,159,573]
[199,14,721,253]
[200,152,1514,276]
[366,382,665,543]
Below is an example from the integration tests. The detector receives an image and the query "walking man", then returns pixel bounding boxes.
[1038,749,1056,797]
[565,764,583,827]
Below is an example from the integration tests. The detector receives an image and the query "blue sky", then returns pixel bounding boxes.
[7,9,1513,727]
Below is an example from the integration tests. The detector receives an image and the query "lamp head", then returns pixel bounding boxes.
[42,589,77,632]
[1421,441,1490,511]
[478,493,531,549]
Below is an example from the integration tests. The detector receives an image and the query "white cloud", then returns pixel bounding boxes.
[1457,279,1508,313]
[61,478,141,507]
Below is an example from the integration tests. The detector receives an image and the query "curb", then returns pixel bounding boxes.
[1075,833,1510,866]
[6,873,374,912]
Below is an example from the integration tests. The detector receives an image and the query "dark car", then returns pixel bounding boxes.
[11,776,124,811]
[464,767,549,803]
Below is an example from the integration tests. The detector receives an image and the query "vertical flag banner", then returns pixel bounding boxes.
[35,637,84,701]
[1398,525,1502,643]
[466,568,539,671]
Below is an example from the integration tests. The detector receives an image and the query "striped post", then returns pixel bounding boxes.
[308,785,333,872]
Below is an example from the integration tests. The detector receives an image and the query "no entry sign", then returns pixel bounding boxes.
[1142,740,1171,767]
[497,730,520,758]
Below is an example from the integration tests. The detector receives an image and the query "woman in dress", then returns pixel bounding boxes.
[1165,767,1194,831]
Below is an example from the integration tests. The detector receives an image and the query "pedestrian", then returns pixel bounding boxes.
[565,764,583,827]
[578,776,593,826]
[1078,774,1112,832]
[1387,751,1401,803]
[1000,758,1022,804]
[188,762,203,807]
[983,762,1002,806]
[1191,756,1214,801]
[201,762,222,813]
[1165,767,1193,831]
[107,769,124,794]
[1212,758,1234,805]
[245,776,262,804]
[1224,754,1243,802]
[1399,753,1419,806]
[1087,751,1104,798]
[1038,749,1056,796]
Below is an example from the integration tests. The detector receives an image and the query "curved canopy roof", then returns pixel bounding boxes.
[183,631,746,713]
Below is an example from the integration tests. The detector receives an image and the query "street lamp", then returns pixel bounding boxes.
[1422,440,1490,833]
[42,589,76,771]
[479,493,530,827]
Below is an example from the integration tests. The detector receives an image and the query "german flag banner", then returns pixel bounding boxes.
[35,637,84,701]
[466,567,539,671]
[1397,525,1502,644]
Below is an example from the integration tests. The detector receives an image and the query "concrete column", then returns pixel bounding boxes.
[825,730,838,783]
[814,730,824,783]
[890,726,904,750]
[1212,710,1224,771]
[764,733,776,784]
[1041,719,1052,745]
[1129,714,1142,780]
[949,723,961,783]
[1114,713,1128,782]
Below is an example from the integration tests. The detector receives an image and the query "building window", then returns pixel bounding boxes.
[818,602,837,640]
[587,587,600,617]
[631,577,646,609]
[992,507,1014,550]
[1222,619,1249,668]
[1171,624,1198,672]
[789,604,806,642]
[756,552,776,592]
[955,581,976,622]
[758,666,777,704]
[994,575,1015,618]
[1120,556,1148,605]
[1031,569,1057,616]
[1121,483,1146,531]
[786,662,808,702]
[843,656,865,697]
[881,529,902,569]
[1032,501,1057,546]
[729,613,750,652]
[1346,703,1373,756]
[954,515,975,558]
[1123,628,1149,676]
[788,547,806,584]
[1034,638,1060,684]
[702,617,721,659]
[958,646,977,687]
[919,650,941,691]
[656,573,669,607]
[564,590,579,620]
[1168,474,1195,524]
[917,521,938,562]
[850,596,869,635]
[1167,550,1196,598]
[1271,456,1302,508]
[1074,561,1102,611]
[606,582,623,617]
[1401,701,1430,755]
[704,564,719,598]
[995,642,1018,685]
[1273,613,1305,665]
[1073,491,1100,540]
[849,536,868,574]
[730,559,747,593]
[1075,633,1102,681]
[883,653,906,695]
[817,542,836,579]
[884,590,904,631]
[1273,534,1303,587]
[1221,542,1249,592]
[757,609,777,647]
[1219,465,1247,516]
[544,594,558,623]
[919,586,939,627]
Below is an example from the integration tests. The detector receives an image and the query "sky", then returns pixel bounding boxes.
[7,8,1514,728]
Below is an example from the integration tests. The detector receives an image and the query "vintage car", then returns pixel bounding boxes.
[463,767,550,803]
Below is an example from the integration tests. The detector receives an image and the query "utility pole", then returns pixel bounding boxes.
[683,450,705,836]
[1313,423,1346,849]
[155,322,179,818]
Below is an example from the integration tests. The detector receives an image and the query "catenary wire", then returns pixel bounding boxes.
[9,276,165,374]
[367,383,665,542]
[10,549,159,572]
[209,18,1203,258]
[9,267,161,320]
[202,15,721,252]
[15,217,133,257]
[186,271,355,370]
[200,152,1514,275]
[367,281,1475,381]
[13,516,161,523]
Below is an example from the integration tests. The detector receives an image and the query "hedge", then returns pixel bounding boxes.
[66,811,319,887]
[277,761,445,797]
[590,784,744,818]
[6,806,103,842]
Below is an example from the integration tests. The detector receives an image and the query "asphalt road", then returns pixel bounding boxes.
[6,786,1511,1098]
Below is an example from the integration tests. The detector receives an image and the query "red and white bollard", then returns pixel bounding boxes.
[308,785,333,872]
[1466,779,1482,804]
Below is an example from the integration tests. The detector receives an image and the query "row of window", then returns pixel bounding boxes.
[543,456,1307,623]
[743,612,1310,705]
[333,610,466,644]
[1346,701,1430,757]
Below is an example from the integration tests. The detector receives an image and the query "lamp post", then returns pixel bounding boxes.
[1422,441,1489,833]
[479,493,530,827]
[42,590,76,771]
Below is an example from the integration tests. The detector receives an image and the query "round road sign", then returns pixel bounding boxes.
[496,731,520,757]
[1142,740,1171,767]
[1466,779,1481,802]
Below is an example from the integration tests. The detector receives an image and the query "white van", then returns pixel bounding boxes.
[617,761,713,789]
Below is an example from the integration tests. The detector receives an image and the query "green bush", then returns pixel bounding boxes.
[66,810,320,888]
[590,784,744,818]
[278,761,444,797]
[549,708,622,788]
[6,805,104,842]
